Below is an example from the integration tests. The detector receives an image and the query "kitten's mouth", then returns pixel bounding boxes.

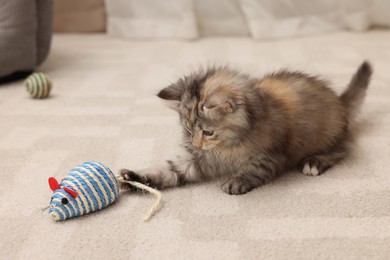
[192,143,210,150]
[191,139,215,150]
[201,145,215,150]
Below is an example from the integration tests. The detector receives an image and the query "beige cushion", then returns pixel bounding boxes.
[54,0,106,32]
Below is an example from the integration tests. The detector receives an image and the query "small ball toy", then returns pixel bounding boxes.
[48,161,161,222]
[24,72,52,99]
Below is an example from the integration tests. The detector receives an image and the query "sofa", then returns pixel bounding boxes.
[0,0,53,81]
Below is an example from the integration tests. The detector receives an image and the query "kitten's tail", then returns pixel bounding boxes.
[340,61,373,120]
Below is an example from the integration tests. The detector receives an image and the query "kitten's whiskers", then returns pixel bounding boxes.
[184,125,193,136]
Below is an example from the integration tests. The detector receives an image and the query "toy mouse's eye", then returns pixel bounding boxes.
[61,198,69,204]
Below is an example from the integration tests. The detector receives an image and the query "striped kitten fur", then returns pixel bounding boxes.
[121,62,372,195]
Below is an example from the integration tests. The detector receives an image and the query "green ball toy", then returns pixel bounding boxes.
[24,72,52,99]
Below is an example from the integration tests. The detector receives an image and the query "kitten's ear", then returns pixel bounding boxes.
[157,83,183,110]
[158,83,182,101]
[203,94,236,120]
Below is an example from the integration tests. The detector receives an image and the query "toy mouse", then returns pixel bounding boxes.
[48,161,161,221]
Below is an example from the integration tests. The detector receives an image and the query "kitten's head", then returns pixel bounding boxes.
[158,67,255,150]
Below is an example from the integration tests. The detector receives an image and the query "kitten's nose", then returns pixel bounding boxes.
[192,139,203,149]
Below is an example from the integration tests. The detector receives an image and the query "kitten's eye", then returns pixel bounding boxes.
[203,130,214,136]
[61,198,69,205]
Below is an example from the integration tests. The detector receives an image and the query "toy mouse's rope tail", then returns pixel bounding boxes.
[41,205,50,215]
[116,176,162,221]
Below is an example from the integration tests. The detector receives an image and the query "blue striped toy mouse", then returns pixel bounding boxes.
[48,161,161,221]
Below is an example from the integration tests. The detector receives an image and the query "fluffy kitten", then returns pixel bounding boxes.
[121,62,372,195]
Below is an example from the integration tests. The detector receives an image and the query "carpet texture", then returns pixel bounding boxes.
[1,31,390,259]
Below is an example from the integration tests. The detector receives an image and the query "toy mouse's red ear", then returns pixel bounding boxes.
[48,177,60,191]
[63,187,78,199]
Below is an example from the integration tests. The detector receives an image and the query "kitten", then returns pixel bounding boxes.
[121,62,372,195]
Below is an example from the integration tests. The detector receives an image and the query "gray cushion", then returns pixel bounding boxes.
[0,0,53,78]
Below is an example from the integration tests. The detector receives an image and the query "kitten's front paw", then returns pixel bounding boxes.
[221,177,253,195]
[119,169,149,191]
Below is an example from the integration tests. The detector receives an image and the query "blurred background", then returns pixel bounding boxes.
[56,0,390,38]
[1,0,390,80]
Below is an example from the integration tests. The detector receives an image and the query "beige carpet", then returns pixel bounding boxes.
[1,31,390,259]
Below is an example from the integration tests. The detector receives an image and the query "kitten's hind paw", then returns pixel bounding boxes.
[301,158,331,176]
[119,169,149,191]
[221,176,253,195]
[302,162,319,176]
